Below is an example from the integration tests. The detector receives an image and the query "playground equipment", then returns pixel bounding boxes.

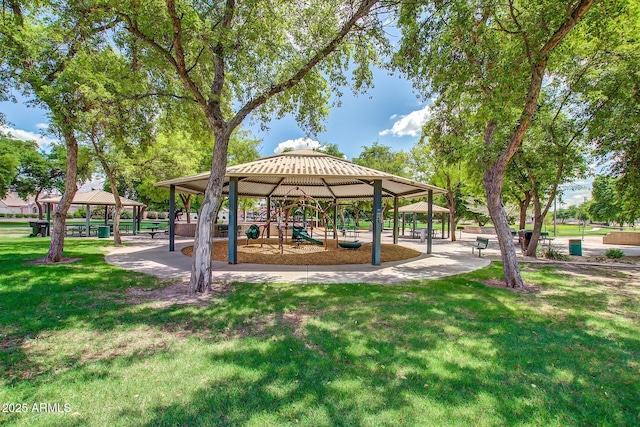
[256,187,339,254]
[245,224,260,245]
[292,225,323,246]
[337,205,362,250]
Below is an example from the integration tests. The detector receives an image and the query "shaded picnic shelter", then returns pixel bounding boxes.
[398,201,451,239]
[155,149,446,265]
[40,190,146,237]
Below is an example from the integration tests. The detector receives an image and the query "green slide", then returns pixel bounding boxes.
[292,226,323,245]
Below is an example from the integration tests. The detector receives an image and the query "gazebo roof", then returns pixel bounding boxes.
[40,190,145,207]
[398,201,449,214]
[155,149,445,200]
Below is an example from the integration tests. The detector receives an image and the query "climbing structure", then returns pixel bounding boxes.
[259,186,338,254]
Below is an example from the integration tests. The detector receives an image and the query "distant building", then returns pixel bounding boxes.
[0,192,36,214]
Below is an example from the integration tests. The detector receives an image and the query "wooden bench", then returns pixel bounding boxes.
[471,237,489,257]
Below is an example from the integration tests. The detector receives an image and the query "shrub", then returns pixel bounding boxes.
[147,211,157,219]
[15,213,24,218]
[92,206,106,218]
[74,207,87,218]
[0,213,5,218]
[605,249,625,259]
[544,246,570,261]
[29,213,38,218]
[120,210,133,219]
[157,212,167,220]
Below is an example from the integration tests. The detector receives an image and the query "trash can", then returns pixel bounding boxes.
[98,225,110,238]
[29,220,49,237]
[519,230,533,252]
[569,239,582,256]
[420,228,426,243]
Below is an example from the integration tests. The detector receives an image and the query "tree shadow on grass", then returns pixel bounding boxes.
[1,240,639,426]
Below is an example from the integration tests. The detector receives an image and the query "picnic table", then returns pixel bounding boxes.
[142,224,164,239]
[65,224,98,237]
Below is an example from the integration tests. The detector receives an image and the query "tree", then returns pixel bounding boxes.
[585,5,640,205]
[106,0,383,292]
[351,142,409,225]
[0,135,22,198]
[1,1,114,262]
[319,142,346,159]
[352,142,409,177]
[11,141,60,219]
[589,175,636,227]
[411,96,480,242]
[395,0,597,287]
[507,78,591,257]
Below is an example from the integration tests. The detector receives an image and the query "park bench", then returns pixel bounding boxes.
[141,225,165,239]
[471,237,489,257]
[540,231,555,247]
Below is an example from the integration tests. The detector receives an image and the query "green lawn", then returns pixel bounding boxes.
[0,219,164,238]
[1,238,639,426]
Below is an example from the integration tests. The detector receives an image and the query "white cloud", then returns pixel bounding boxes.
[79,176,106,192]
[35,122,49,130]
[0,125,58,148]
[274,137,323,154]
[379,105,432,138]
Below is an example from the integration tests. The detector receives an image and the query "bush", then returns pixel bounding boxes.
[29,213,38,218]
[544,246,571,261]
[147,211,157,220]
[73,207,87,218]
[92,206,106,219]
[157,212,167,220]
[0,213,5,218]
[15,213,24,218]
[120,210,133,219]
[605,249,625,259]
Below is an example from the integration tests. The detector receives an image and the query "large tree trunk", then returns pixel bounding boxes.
[445,174,457,242]
[189,127,231,293]
[45,128,78,263]
[106,170,122,245]
[526,194,544,258]
[518,190,531,231]
[484,167,524,288]
[450,210,457,242]
[482,121,524,288]
[525,181,558,257]
[179,193,191,224]
[479,0,594,287]
[35,189,43,220]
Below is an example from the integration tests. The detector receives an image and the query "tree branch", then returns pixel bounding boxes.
[492,0,596,176]
[116,6,209,109]
[228,0,379,131]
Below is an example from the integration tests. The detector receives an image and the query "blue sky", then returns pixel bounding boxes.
[0,67,591,205]
[0,68,429,159]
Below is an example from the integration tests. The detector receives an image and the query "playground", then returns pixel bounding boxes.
[180,237,422,265]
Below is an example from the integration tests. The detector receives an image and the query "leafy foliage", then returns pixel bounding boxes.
[0,135,21,198]
[604,248,625,259]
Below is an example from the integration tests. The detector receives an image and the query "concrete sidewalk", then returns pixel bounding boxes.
[104,229,640,284]
[105,232,491,284]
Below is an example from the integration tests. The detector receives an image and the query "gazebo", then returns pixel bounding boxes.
[398,201,451,239]
[155,150,446,265]
[40,190,146,237]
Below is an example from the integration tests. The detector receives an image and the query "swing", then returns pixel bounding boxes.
[339,218,361,250]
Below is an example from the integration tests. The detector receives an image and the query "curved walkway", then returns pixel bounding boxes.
[105,234,491,285]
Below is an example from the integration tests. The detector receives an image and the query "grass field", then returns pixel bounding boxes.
[0,237,639,426]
